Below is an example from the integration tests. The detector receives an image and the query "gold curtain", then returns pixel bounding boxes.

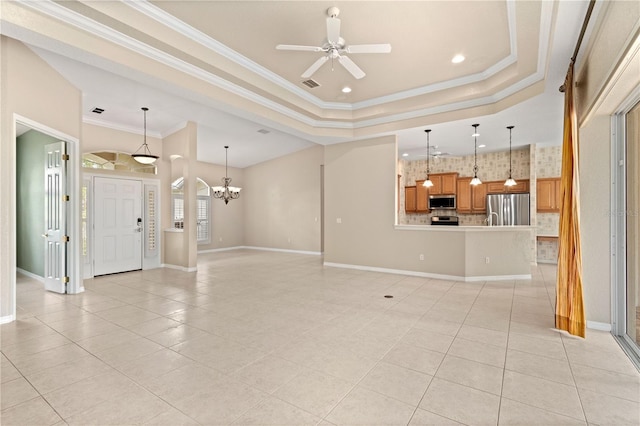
[556,62,586,338]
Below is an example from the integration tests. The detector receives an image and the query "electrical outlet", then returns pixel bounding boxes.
[419,254,424,261]
[219,237,223,242]
[485,257,490,264]
[336,218,342,224]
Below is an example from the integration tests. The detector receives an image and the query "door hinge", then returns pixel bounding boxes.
[62,154,70,161]
[62,235,69,243]
[62,276,69,283]
[62,195,70,202]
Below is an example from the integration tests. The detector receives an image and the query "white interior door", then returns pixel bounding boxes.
[44,142,68,293]
[94,177,142,276]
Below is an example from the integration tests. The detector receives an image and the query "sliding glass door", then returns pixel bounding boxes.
[625,101,640,351]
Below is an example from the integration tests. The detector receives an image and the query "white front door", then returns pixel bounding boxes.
[43,142,68,293]
[93,177,142,276]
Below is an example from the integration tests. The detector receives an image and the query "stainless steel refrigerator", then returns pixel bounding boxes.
[486,193,530,226]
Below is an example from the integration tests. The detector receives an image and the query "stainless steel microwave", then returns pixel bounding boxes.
[429,194,456,210]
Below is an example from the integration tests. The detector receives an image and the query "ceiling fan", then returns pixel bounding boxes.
[276,7,391,80]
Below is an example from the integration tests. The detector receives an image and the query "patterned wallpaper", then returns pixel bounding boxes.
[536,146,562,178]
[535,145,562,263]
[403,148,531,186]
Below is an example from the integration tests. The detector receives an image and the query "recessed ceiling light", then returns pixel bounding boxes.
[402,153,409,157]
[452,54,465,64]
[342,86,352,93]
[478,144,486,148]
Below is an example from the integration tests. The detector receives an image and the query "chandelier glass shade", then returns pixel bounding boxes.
[132,107,159,164]
[504,125,517,186]
[470,124,482,186]
[422,129,434,188]
[212,145,241,204]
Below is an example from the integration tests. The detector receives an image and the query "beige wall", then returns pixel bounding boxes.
[196,161,245,251]
[243,145,323,253]
[579,115,612,324]
[1,37,82,320]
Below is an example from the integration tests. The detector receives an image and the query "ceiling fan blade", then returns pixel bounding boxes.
[338,55,365,79]
[276,44,324,52]
[302,56,329,78]
[326,17,340,44]
[345,44,392,54]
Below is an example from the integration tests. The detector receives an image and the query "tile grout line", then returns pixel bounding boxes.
[496,277,517,426]
[406,278,489,426]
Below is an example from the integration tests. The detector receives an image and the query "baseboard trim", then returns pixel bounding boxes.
[161,264,197,272]
[0,315,15,324]
[198,246,322,256]
[16,268,44,283]
[243,246,322,256]
[587,321,612,331]
[198,246,245,254]
[323,262,530,282]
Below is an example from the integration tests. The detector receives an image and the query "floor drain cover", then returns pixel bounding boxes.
[384,295,394,298]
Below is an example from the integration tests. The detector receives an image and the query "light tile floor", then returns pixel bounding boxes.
[2,250,639,425]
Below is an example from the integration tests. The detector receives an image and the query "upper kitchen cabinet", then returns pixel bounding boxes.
[415,180,429,212]
[457,177,487,214]
[486,179,530,194]
[428,173,458,195]
[537,178,562,212]
[405,186,417,213]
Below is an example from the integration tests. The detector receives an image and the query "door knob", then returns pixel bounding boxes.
[42,233,49,238]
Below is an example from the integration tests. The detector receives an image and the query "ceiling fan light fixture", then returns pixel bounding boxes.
[132,107,159,164]
[276,7,391,80]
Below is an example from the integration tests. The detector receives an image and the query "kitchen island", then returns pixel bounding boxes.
[325,225,534,282]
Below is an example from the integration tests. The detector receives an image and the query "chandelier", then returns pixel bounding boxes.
[470,123,482,185]
[132,107,159,164]
[212,146,241,204]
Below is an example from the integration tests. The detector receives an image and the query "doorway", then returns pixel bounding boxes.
[93,177,143,276]
[612,97,640,367]
[11,116,82,321]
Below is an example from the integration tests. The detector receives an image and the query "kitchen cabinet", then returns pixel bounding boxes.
[537,178,562,212]
[415,180,429,212]
[405,186,417,212]
[428,173,458,195]
[486,179,530,194]
[456,177,487,214]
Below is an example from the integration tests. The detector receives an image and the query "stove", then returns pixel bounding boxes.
[431,216,459,226]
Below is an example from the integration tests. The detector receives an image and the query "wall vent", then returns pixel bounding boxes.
[257,129,270,134]
[92,107,105,114]
[301,79,320,88]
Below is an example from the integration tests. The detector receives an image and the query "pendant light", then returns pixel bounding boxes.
[212,146,242,204]
[422,129,434,188]
[504,125,517,186]
[132,107,159,164]
[470,123,482,185]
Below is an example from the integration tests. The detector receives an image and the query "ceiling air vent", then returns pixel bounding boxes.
[92,107,105,114]
[257,129,270,134]
[301,79,320,89]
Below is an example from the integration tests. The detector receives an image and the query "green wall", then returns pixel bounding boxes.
[17,129,59,277]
